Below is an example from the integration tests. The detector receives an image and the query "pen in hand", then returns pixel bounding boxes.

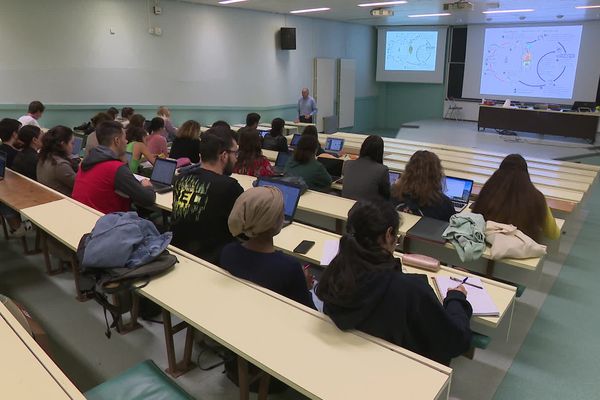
[450,276,483,289]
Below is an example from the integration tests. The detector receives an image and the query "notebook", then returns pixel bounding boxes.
[256,177,302,228]
[432,276,499,317]
[149,158,178,193]
[406,217,448,244]
[318,157,344,181]
[324,138,344,156]
[0,151,6,180]
[289,133,302,149]
[443,176,474,212]
[272,151,291,175]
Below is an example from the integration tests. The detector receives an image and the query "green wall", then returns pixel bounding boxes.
[376,83,445,129]
[0,97,379,132]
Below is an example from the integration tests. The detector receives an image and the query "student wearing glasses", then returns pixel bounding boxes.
[171,126,244,264]
[317,201,472,365]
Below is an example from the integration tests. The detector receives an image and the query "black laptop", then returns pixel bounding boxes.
[273,152,291,175]
[259,129,270,139]
[71,136,84,159]
[149,158,178,193]
[406,217,449,245]
[388,171,401,186]
[0,151,6,180]
[318,157,344,181]
[289,133,302,149]
[255,177,303,228]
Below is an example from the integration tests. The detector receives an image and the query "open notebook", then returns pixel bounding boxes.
[433,276,499,317]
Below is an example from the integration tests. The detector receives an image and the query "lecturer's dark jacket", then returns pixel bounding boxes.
[322,260,472,365]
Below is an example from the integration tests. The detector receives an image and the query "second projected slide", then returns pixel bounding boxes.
[480,25,582,99]
[385,31,438,71]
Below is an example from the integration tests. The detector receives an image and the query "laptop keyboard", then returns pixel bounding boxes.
[452,201,466,210]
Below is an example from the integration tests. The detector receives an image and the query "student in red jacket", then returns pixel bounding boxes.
[72,121,156,214]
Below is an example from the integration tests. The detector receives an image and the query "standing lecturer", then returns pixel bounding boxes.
[296,88,317,123]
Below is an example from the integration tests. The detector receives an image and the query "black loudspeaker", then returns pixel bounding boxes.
[596,76,600,106]
[280,27,296,50]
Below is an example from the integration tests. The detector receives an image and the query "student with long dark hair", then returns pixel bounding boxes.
[262,118,288,152]
[391,150,455,221]
[126,126,156,173]
[316,201,472,365]
[13,125,42,180]
[234,127,274,177]
[37,126,77,196]
[342,135,390,202]
[472,154,560,241]
[301,125,324,155]
[284,135,331,191]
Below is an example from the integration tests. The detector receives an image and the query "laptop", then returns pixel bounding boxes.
[324,138,344,157]
[289,133,302,149]
[71,136,84,158]
[443,176,474,212]
[388,171,401,186]
[149,158,178,193]
[256,177,302,228]
[318,157,344,181]
[0,151,6,180]
[273,151,291,175]
[259,129,270,139]
[406,217,449,245]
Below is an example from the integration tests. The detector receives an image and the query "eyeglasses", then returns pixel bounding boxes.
[225,149,239,157]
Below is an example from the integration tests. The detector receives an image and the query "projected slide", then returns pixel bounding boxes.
[384,31,438,71]
[480,25,582,99]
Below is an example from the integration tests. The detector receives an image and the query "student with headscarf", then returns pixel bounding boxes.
[220,186,316,309]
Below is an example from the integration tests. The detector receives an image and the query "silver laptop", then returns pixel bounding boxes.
[443,176,474,212]
[324,138,344,157]
[150,158,178,193]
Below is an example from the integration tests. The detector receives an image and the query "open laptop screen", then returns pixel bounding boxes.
[325,138,344,152]
[72,136,83,156]
[259,130,270,138]
[275,152,291,168]
[290,133,302,147]
[318,157,344,178]
[444,176,473,202]
[0,151,6,179]
[151,158,178,185]
[256,178,302,220]
[388,171,400,186]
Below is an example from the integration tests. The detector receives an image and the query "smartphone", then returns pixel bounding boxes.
[293,240,315,254]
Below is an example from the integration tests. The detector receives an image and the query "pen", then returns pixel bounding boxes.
[450,276,483,289]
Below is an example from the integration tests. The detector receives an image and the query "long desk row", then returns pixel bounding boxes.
[154,173,562,273]
[0,301,85,399]
[2,170,453,399]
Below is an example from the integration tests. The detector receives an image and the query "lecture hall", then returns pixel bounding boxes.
[1,0,600,399]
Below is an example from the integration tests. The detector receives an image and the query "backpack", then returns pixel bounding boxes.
[76,233,177,338]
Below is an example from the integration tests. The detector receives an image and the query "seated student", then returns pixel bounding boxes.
[0,118,25,236]
[12,125,42,180]
[171,126,243,264]
[128,114,146,131]
[244,112,261,130]
[157,106,177,140]
[126,126,156,173]
[168,120,201,163]
[0,118,22,167]
[106,107,119,120]
[316,201,472,365]
[285,135,331,191]
[301,125,324,155]
[262,118,289,153]
[233,127,274,177]
[84,112,113,157]
[116,107,135,128]
[18,101,45,128]
[391,150,455,222]
[146,117,168,157]
[72,121,156,214]
[212,120,231,129]
[37,126,77,196]
[342,135,390,202]
[221,186,316,309]
[472,154,560,241]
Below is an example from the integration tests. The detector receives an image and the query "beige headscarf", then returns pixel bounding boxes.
[228,186,285,238]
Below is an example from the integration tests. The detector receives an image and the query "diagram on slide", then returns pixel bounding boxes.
[480,25,582,99]
[384,31,438,71]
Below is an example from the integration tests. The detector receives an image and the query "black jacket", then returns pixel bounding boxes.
[397,193,456,222]
[12,147,38,180]
[323,261,472,365]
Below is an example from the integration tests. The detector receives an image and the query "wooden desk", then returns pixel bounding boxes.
[20,197,453,400]
[0,169,63,210]
[0,303,85,399]
[478,105,599,143]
